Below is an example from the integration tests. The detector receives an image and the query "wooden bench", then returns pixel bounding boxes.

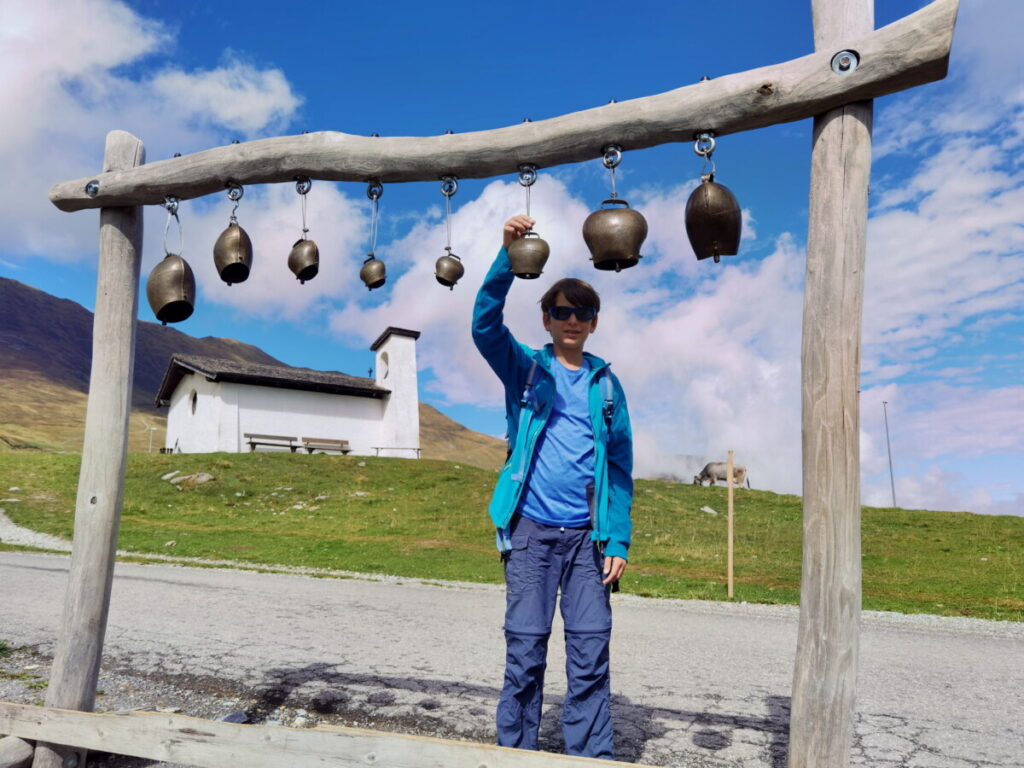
[301,437,352,455]
[372,446,422,458]
[243,433,299,453]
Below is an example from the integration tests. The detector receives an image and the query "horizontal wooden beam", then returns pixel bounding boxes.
[0,701,650,768]
[49,0,956,212]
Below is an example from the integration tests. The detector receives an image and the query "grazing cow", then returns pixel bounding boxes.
[693,461,750,488]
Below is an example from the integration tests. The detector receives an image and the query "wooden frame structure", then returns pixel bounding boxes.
[7,2,958,767]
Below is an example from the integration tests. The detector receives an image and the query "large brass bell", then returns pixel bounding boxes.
[685,133,741,263]
[146,253,195,325]
[288,239,319,283]
[583,199,647,272]
[684,174,741,262]
[213,222,253,285]
[435,247,464,289]
[508,230,549,279]
[360,253,386,290]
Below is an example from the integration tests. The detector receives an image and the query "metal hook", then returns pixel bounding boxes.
[162,197,183,256]
[366,181,383,201]
[162,196,179,216]
[440,176,458,197]
[225,182,243,222]
[693,132,716,158]
[602,145,622,169]
[295,176,312,195]
[518,165,538,187]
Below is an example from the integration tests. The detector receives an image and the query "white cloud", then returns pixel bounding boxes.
[326,176,808,492]
[150,53,301,137]
[0,0,302,263]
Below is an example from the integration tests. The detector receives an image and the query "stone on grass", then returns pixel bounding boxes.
[0,736,34,768]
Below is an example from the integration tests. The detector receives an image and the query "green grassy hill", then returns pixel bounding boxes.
[1,453,1020,621]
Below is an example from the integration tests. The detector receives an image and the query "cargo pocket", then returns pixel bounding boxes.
[504,535,533,594]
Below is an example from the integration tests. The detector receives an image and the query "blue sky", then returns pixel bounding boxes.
[1,0,1021,514]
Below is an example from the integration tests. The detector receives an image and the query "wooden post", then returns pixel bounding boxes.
[32,130,145,768]
[789,2,873,767]
[727,449,735,599]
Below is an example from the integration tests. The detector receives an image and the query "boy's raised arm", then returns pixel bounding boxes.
[471,216,536,384]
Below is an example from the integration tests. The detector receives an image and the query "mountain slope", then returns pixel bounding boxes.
[0,277,505,467]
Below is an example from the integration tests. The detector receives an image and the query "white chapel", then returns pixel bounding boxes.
[155,327,420,457]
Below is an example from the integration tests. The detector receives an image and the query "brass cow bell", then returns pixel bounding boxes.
[146,253,195,325]
[685,174,741,263]
[213,222,253,285]
[288,239,319,284]
[360,253,386,290]
[435,248,464,289]
[508,230,550,279]
[583,199,647,272]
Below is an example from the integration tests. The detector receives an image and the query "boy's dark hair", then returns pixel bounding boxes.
[539,278,601,313]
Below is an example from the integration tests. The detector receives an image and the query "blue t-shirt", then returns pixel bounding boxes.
[517,358,595,527]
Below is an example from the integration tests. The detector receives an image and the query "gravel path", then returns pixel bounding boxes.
[2,514,1023,768]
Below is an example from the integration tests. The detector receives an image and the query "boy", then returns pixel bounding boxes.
[471,214,633,759]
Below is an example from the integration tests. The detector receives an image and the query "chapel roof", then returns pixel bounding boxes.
[154,354,390,406]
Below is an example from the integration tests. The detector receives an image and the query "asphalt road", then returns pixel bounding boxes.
[1,551,1022,768]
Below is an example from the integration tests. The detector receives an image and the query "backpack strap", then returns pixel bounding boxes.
[519,357,540,407]
[511,357,541,483]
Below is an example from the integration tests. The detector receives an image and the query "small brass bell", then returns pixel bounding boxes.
[213,222,253,285]
[435,248,464,289]
[508,230,549,279]
[684,175,741,262]
[583,199,647,272]
[288,239,319,284]
[146,253,195,325]
[360,253,386,290]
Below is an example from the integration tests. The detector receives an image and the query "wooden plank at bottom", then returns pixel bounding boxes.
[0,702,652,768]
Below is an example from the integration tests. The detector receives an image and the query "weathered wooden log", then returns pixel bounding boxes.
[788,0,880,765]
[32,130,145,768]
[2,702,641,768]
[49,0,957,212]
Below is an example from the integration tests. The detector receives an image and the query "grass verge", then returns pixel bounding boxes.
[0,452,1020,621]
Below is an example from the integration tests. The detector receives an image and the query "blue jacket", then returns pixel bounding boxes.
[471,248,634,560]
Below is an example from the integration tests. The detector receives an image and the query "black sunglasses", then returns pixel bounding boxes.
[547,305,598,322]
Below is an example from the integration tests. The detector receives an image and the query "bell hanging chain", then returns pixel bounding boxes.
[693,132,717,177]
[295,176,311,239]
[162,196,183,256]
[367,181,383,255]
[518,164,537,219]
[440,175,458,252]
[602,144,622,198]
[226,182,244,223]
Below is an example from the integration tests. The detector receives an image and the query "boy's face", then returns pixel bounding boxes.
[542,291,598,355]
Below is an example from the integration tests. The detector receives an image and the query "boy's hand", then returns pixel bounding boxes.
[602,556,626,585]
[503,215,536,249]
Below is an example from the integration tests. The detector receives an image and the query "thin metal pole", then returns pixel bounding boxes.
[883,401,896,508]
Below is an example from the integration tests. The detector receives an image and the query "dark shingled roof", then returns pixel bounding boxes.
[155,354,389,406]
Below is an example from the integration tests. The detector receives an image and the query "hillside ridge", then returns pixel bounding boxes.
[0,277,505,467]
